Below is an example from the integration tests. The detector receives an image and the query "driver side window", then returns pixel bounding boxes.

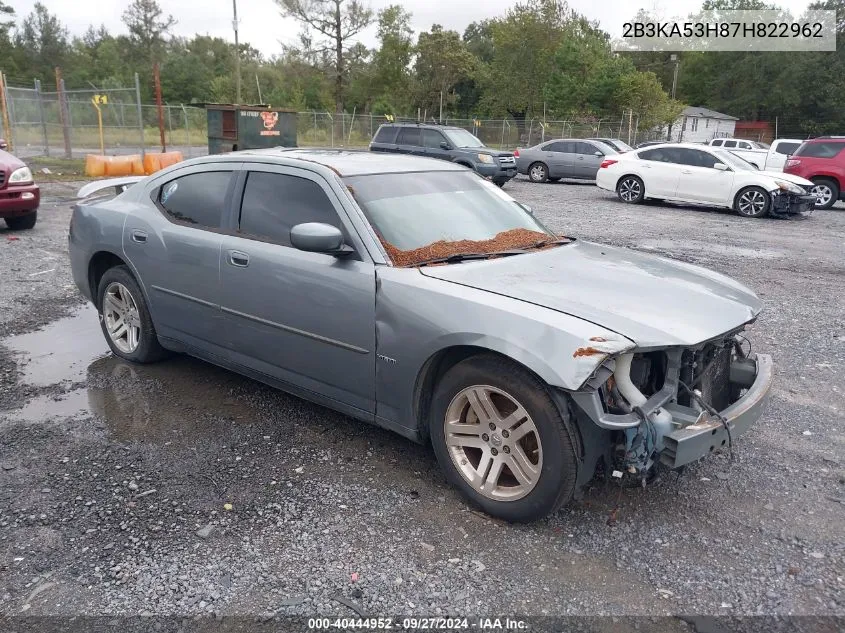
[238,172,346,248]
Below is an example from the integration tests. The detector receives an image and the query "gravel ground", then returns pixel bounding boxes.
[0,178,843,627]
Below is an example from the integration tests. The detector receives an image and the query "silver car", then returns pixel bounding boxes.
[69,149,773,522]
[516,139,618,183]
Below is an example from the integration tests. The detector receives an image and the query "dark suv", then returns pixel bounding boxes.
[783,136,845,209]
[369,123,517,186]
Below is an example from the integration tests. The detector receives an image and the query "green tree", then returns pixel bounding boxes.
[370,5,413,113]
[275,0,374,113]
[13,2,70,82]
[413,25,477,120]
[122,0,176,69]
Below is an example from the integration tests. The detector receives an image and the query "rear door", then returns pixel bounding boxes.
[636,147,682,198]
[394,127,425,156]
[574,141,606,179]
[542,141,571,177]
[422,128,452,161]
[218,163,376,414]
[124,166,237,351]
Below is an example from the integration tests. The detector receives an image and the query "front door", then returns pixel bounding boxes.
[123,167,236,350]
[422,128,452,161]
[575,141,605,179]
[219,164,376,414]
[674,148,736,204]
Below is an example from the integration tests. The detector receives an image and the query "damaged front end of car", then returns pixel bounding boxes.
[569,329,773,481]
[770,183,817,216]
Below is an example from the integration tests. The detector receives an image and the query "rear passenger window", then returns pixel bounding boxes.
[238,172,344,247]
[723,140,737,148]
[546,142,568,152]
[794,141,845,158]
[396,128,421,146]
[373,126,397,143]
[711,140,723,147]
[158,171,232,227]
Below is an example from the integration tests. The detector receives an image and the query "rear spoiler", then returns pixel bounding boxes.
[76,176,146,200]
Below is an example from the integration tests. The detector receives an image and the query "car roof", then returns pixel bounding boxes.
[189,148,466,177]
[379,122,464,130]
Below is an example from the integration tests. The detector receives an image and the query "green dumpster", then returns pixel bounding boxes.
[205,104,297,154]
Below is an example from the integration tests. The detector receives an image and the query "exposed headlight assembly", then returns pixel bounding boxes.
[774,180,803,195]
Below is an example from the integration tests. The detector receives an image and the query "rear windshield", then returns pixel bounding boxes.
[794,141,845,159]
[774,141,801,155]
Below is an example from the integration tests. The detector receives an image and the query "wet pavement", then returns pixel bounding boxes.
[0,179,843,622]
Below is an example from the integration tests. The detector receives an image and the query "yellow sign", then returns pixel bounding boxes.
[93,94,108,105]
[384,114,395,122]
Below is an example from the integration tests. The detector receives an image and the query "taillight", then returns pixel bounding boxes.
[785,158,801,168]
[600,159,618,168]
[513,148,520,158]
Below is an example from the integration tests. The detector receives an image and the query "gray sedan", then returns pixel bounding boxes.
[69,149,772,522]
[516,139,617,183]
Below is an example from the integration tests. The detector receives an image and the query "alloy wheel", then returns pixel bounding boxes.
[103,282,142,354]
[529,164,546,182]
[444,385,543,501]
[619,178,641,202]
[812,183,833,207]
[737,189,767,216]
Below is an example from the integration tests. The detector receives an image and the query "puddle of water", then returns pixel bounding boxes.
[5,352,270,442]
[3,303,109,386]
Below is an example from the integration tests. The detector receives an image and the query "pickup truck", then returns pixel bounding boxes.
[707,138,804,171]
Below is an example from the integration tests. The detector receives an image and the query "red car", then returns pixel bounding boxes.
[0,149,39,230]
[783,136,845,210]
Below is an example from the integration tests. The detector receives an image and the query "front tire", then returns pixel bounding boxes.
[429,354,578,522]
[616,175,644,203]
[811,178,839,210]
[5,212,37,230]
[97,265,168,363]
[528,162,549,183]
[734,186,771,218]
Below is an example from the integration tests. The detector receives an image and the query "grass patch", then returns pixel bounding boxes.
[26,156,87,182]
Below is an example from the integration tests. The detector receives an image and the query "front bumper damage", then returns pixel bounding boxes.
[570,336,773,473]
[770,189,816,216]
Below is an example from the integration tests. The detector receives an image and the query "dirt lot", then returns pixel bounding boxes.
[0,177,843,626]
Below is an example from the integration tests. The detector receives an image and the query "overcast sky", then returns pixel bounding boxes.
[7,0,813,56]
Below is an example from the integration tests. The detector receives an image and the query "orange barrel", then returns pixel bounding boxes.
[84,154,108,177]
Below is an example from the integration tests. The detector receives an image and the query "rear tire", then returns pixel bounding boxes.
[528,162,549,183]
[811,178,839,209]
[429,354,578,522]
[96,265,169,364]
[734,186,771,218]
[616,175,644,204]
[5,212,37,230]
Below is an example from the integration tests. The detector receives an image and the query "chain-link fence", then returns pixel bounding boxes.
[1,75,667,157]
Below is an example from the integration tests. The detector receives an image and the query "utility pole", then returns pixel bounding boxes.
[670,54,680,100]
[233,0,242,103]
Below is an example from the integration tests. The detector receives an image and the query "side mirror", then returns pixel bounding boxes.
[714,163,729,171]
[440,141,452,150]
[290,223,352,256]
[594,151,603,157]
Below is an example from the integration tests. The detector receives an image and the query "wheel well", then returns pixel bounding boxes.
[455,161,474,169]
[615,174,642,189]
[733,184,770,204]
[88,251,127,309]
[413,345,546,443]
[810,175,841,190]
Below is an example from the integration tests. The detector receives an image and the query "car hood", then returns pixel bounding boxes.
[0,149,25,170]
[458,148,513,157]
[757,171,814,187]
[419,240,762,348]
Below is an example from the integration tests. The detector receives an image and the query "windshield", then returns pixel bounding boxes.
[443,129,485,148]
[345,171,558,266]
[714,149,757,170]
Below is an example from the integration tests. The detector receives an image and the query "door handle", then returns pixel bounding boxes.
[228,250,249,267]
[576,156,584,161]
[130,229,147,243]
[681,170,692,174]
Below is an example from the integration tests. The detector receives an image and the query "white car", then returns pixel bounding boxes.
[596,143,817,218]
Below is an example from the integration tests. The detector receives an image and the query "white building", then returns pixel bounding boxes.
[666,106,738,143]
